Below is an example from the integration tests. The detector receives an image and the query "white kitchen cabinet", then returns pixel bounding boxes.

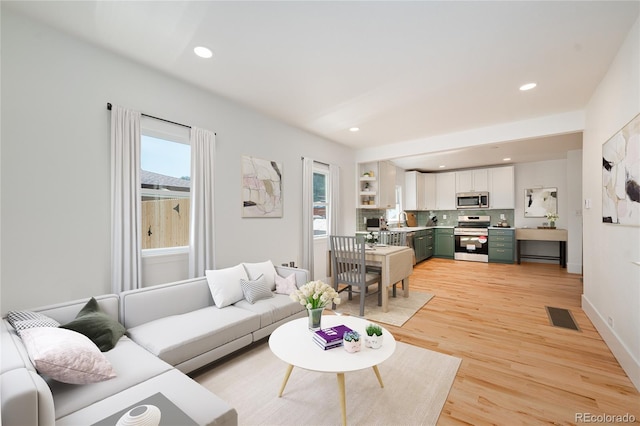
[357,161,396,209]
[405,171,426,210]
[456,169,489,192]
[424,173,437,210]
[378,161,397,209]
[489,166,515,208]
[435,172,456,210]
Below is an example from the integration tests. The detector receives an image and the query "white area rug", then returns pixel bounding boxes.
[333,290,434,327]
[194,341,461,426]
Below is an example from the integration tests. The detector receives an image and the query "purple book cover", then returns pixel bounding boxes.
[313,338,343,350]
[314,324,353,343]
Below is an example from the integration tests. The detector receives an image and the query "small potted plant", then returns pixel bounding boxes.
[365,323,383,349]
[343,330,361,353]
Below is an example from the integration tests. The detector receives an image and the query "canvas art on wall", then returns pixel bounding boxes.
[524,187,558,218]
[242,156,283,218]
[602,113,640,226]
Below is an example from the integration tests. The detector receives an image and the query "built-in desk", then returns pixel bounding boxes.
[516,228,568,268]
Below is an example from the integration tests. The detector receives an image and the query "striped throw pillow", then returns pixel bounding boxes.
[240,274,274,304]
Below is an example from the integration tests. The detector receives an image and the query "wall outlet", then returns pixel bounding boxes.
[364,217,367,224]
[500,214,505,220]
[443,214,447,220]
[584,199,592,209]
[608,316,614,328]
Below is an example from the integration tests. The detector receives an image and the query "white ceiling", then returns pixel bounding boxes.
[6,1,639,170]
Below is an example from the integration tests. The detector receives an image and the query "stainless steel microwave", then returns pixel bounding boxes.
[456,192,489,209]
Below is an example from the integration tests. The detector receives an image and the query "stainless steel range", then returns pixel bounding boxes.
[454,215,491,262]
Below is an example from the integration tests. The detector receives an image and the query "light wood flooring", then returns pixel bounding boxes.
[383,258,640,425]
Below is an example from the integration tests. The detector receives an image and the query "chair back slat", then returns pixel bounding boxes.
[330,235,366,285]
[378,230,406,246]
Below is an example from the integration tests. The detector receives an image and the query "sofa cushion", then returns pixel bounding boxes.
[234,294,305,329]
[205,264,248,308]
[20,327,116,385]
[275,272,298,295]
[240,274,274,304]
[59,297,126,352]
[243,260,277,290]
[6,310,60,337]
[126,306,260,367]
[55,369,237,426]
[48,336,173,419]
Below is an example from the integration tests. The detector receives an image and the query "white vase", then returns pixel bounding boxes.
[365,334,383,349]
[344,339,361,353]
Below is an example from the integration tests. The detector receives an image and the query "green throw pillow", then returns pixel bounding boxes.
[60,297,125,352]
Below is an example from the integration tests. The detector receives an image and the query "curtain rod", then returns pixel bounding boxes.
[107,102,191,129]
[301,156,329,166]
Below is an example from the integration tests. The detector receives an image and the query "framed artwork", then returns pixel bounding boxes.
[524,187,557,218]
[242,156,283,218]
[602,112,640,226]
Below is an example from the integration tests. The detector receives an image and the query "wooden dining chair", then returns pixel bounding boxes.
[373,230,407,297]
[329,235,382,317]
[378,230,406,246]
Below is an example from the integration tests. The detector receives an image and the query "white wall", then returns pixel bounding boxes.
[582,17,640,390]
[0,9,356,313]
[513,157,582,272]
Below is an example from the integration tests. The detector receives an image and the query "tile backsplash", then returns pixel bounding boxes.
[357,209,515,230]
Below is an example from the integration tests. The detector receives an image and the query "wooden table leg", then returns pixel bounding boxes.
[372,365,384,388]
[382,263,389,313]
[402,277,410,298]
[337,373,347,426]
[278,364,294,397]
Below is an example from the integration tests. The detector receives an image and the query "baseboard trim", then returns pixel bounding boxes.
[582,294,640,391]
[567,262,582,274]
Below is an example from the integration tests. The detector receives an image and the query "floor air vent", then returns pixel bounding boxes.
[545,306,580,331]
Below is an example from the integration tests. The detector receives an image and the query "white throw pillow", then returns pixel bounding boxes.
[275,273,298,295]
[243,260,277,291]
[20,327,116,384]
[205,264,249,308]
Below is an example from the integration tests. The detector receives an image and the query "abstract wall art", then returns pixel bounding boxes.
[524,187,558,218]
[602,113,640,226]
[242,156,283,218]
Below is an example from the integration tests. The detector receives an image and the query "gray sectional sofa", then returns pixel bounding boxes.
[1,263,307,426]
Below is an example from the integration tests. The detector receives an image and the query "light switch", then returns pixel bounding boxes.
[500,214,505,220]
[584,199,592,209]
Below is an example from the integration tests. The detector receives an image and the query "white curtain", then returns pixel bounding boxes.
[189,127,216,278]
[110,105,142,293]
[301,157,315,279]
[329,164,340,236]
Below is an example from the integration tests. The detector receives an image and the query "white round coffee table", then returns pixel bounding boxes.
[269,315,396,426]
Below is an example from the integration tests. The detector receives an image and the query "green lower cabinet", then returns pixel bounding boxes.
[488,229,515,264]
[414,229,433,263]
[433,228,454,259]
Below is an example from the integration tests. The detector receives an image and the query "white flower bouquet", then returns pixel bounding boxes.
[545,212,559,222]
[290,280,340,310]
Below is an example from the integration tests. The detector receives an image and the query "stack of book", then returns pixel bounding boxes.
[312,324,353,350]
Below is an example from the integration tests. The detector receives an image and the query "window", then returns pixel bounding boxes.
[140,133,191,250]
[313,164,330,237]
[386,185,403,224]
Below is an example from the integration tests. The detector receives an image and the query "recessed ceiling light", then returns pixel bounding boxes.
[349,127,360,132]
[439,165,446,168]
[194,46,213,59]
[519,82,537,91]
[503,157,511,161]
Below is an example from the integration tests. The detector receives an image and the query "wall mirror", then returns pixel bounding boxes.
[524,187,557,217]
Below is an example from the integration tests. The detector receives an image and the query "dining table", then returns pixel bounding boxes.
[327,244,414,313]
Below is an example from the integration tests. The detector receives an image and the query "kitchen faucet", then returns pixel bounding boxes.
[398,211,407,227]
